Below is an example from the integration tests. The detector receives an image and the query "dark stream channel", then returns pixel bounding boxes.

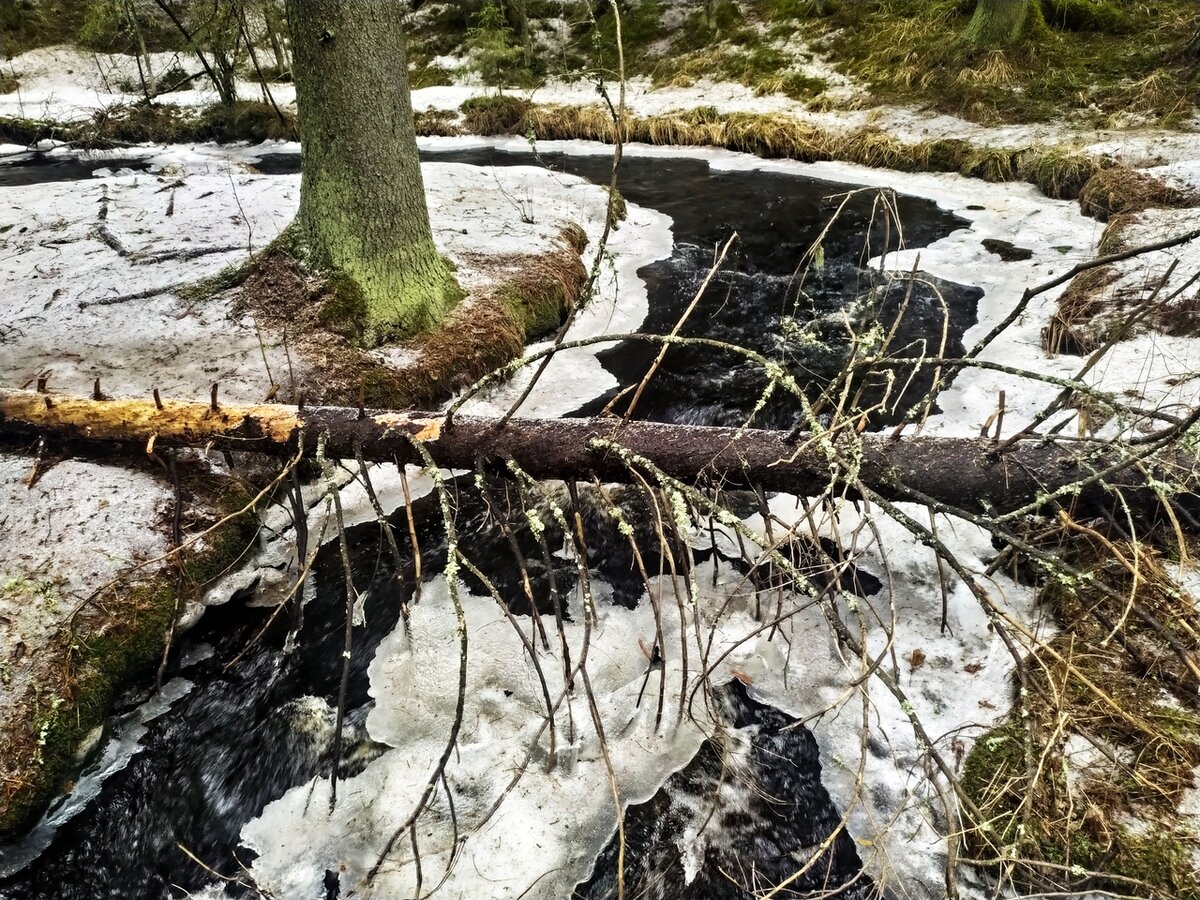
[0,144,976,899]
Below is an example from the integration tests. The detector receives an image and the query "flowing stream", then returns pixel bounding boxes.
[0,143,976,899]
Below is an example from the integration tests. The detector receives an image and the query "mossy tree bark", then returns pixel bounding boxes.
[285,0,459,344]
[964,0,1046,48]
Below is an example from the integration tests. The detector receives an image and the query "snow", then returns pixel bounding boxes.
[0,454,172,717]
[0,145,667,408]
[0,46,296,124]
[3,41,1199,894]
[0,142,667,866]
[233,141,1140,899]
[5,45,1200,172]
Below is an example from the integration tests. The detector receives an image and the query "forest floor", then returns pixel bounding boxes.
[2,19,1200,897]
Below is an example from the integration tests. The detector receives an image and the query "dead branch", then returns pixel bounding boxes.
[1,388,1194,520]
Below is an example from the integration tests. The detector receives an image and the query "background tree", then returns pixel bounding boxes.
[467,0,527,93]
[284,0,460,342]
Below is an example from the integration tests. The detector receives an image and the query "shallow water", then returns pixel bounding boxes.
[0,144,975,899]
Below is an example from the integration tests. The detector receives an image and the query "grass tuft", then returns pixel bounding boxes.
[1079,166,1200,221]
[962,532,1200,900]
[460,94,533,134]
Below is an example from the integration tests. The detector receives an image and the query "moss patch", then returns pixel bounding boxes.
[0,465,264,837]
[230,225,588,411]
[788,0,1199,123]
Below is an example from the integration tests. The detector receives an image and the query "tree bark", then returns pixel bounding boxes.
[504,0,533,67]
[964,0,1044,48]
[1,389,1190,520]
[285,0,459,343]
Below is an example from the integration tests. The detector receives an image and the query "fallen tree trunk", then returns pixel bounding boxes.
[0,388,1193,518]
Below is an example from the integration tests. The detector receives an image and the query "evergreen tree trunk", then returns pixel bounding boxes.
[285,0,458,343]
[125,0,157,98]
[964,0,1044,48]
[505,0,533,67]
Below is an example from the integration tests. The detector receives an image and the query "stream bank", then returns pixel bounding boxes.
[0,137,1085,898]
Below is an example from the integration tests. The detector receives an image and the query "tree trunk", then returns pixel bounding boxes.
[264,2,290,73]
[964,0,1044,48]
[125,0,157,98]
[504,0,533,67]
[285,0,459,343]
[1,389,1190,521]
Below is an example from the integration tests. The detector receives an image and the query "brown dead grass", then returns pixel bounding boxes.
[461,101,1187,216]
[963,527,1200,899]
[1079,167,1200,221]
[1043,266,1120,356]
[1097,212,1140,256]
[414,108,462,137]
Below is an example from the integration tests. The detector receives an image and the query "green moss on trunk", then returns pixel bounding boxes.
[965,0,1047,48]
[286,0,461,344]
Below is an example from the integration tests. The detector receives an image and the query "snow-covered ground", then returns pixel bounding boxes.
[0,144,667,846]
[4,45,1200,172]
[3,41,1200,900]
[204,142,1197,898]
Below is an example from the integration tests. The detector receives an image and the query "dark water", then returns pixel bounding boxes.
[3,145,977,429]
[0,144,973,899]
[418,146,979,429]
[575,681,873,900]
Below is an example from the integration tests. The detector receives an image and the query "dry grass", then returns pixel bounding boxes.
[523,104,616,142]
[460,94,533,135]
[1079,167,1200,222]
[960,146,1022,183]
[955,50,1019,87]
[1097,212,1139,256]
[840,126,915,170]
[487,101,1167,211]
[414,108,462,138]
[962,527,1200,900]
[1042,265,1120,356]
[1019,147,1104,201]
